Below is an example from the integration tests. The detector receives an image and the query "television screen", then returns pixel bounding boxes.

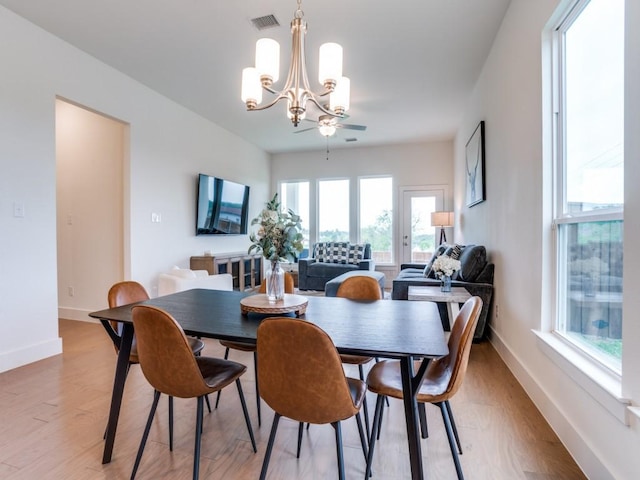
[196,174,250,235]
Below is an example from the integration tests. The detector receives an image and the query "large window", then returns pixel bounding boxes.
[554,0,624,372]
[280,181,310,248]
[359,177,393,263]
[318,179,350,242]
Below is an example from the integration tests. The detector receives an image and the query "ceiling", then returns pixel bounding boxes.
[0,0,511,154]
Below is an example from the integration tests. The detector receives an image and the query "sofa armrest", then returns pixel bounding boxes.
[298,257,315,277]
[400,263,427,270]
[358,259,375,271]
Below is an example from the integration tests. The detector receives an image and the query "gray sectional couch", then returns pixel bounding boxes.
[298,242,375,291]
[392,244,494,340]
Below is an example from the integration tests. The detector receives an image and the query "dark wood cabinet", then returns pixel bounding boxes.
[190,253,262,291]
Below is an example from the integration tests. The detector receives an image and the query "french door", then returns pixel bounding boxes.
[400,188,445,264]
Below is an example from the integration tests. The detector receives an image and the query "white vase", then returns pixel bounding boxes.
[265,260,285,302]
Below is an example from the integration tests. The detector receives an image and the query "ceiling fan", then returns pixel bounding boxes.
[293,114,367,138]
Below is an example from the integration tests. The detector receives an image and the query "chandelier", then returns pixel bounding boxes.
[241,0,350,127]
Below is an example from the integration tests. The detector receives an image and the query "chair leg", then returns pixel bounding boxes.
[365,394,385,479]
[355,411,368,461]
[439,402,465,480]
[332,421,346,480]
[130,390,161,480]
[254,351,261,427]
[235,379,257,452]
[376,396,385,441]
[445,400,462,454]
[358,364,371,440]
[169,395,174,451]
[260,413,281,480]
[418,402,429,439]
[214,347,230,409]
[204,394,212,413]
[297,422,304,458]
[193,396,204,480]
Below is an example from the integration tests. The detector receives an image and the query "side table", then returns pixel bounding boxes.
[408,286,471,329]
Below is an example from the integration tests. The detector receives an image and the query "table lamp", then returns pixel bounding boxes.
[431,211,454,245]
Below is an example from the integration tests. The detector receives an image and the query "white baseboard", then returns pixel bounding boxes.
[58,307,100,323]
[0,337,63,373]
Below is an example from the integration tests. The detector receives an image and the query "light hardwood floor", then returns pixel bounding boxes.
[0,319,586,480]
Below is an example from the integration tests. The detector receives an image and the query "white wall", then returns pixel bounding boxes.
[0,6,270,371]
[454,0,640,478]
[271,140,454,280]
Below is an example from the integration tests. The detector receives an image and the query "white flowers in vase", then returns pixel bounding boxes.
[431,255,461,278]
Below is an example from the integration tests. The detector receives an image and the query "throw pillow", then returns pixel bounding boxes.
[457,245,487,282]
[315,242,349,263]
[169,266,196,279]
[423,244,449,277]
[449,244,463,260]
[348,243,366,264]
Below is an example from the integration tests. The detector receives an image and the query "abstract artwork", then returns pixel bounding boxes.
[465,121,485,207]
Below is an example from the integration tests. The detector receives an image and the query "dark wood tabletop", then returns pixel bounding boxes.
[89,288,448,359]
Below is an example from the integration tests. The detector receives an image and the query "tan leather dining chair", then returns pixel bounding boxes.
[216,271,295,426]
[364,296,483,480]
[335,274,383,438]
[256,317,368,480]
[104,281,207,449]
[130,305,257,480]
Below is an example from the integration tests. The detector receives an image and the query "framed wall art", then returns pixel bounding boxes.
[465,120,486,207]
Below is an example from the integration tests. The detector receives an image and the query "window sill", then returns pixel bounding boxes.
[533,330,631,425]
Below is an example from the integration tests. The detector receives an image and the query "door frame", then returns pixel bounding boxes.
[398,185,449,265]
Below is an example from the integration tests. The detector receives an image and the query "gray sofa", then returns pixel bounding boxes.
[391,244,494,340]
[298,242,375,291]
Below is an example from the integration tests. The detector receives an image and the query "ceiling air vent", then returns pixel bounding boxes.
[345,138,358,142]
[251,14,280,31]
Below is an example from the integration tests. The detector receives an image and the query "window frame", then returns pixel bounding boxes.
[551,0,624,376]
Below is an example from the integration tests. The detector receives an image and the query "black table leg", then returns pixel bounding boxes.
[101,321,134,464]
[399,356,424,480]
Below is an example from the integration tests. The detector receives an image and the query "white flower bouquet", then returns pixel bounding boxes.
[431,255,461,278]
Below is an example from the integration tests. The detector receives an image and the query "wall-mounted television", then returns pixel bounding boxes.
[196,174,250,235]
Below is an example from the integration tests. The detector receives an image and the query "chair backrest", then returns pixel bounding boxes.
[132,305,211,399]
[105,281,150,353]
[336,275,382,300]
[108,280,149,308]
[425,296,482,399]
[257,317,358,424]
[258,271,295,294]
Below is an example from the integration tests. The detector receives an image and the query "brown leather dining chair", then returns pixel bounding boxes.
[104,281,207,449]
[335,274,383,438]
[216,271,295,426]
[256,317,368,480]
[364,296,483,480]
[130,304,257,480]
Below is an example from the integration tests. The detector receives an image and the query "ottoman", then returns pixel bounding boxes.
[325,270,386,298]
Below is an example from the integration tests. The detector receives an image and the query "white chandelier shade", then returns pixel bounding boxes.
[240,0,351,127]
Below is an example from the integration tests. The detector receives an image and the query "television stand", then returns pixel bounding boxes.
[190,252,263,292]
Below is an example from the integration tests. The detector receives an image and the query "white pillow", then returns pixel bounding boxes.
[169,266,196,279]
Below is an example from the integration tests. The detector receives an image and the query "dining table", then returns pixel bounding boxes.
[89,288,448,480]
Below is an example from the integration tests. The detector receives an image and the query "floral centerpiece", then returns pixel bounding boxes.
[248,194,303,301]
[431,255,461,292]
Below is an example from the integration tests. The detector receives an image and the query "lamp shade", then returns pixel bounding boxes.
[318,124,336,137]
[330,76,350,113]
[255,38,280,83]
[430,211,454,228]
[318,42,343,86]
[241,67,262,104]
